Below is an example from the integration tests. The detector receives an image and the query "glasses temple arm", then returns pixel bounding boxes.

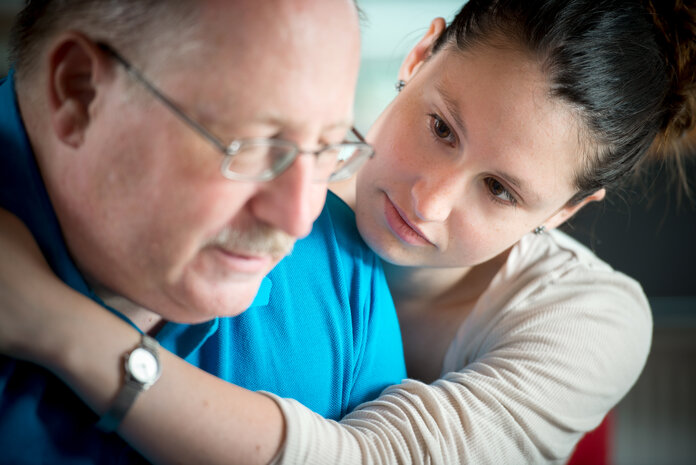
[96,42,229,154]
[350,126,367,143]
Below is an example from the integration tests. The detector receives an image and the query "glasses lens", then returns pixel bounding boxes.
[221,140,296,181]
[220,139,373,182]
[320,144,374,182]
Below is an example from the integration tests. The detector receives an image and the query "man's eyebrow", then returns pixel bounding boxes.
[323,119,355,132]
[435,83,467,137]
[254,114,353,132]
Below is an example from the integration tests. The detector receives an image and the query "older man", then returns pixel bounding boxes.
[0,0,405,463]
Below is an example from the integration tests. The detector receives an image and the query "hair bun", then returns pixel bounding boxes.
[646,0,696,157]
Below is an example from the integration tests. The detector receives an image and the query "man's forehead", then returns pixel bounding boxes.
[178,0,360,138]
[189,0,360,78]
[198,0,358,38]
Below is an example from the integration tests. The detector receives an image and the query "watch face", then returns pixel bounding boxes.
[128,347,159,384]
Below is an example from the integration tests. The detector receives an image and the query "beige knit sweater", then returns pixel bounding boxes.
[266,230,652,465]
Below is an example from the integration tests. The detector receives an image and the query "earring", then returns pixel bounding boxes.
[395,80,406,92]
[533,225,546,235]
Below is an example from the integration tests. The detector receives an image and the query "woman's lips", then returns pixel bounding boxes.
[383,195,433,247]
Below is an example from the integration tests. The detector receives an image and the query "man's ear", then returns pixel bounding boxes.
[398,17,447,83]
[47,32,112,148]
[543,188,606,231]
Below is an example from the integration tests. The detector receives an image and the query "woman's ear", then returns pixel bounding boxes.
[543,188,606,231]
[46,32,112,148]
[398,17,447,82]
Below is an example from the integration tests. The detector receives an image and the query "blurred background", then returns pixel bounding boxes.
[2,1,694,464]
[352,0,463,130]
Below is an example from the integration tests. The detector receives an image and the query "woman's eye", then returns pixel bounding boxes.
[485,177,517,206]
[428,114,455,144]
[433,117,451,138]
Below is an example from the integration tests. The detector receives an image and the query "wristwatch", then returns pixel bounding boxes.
[96,333,162,432]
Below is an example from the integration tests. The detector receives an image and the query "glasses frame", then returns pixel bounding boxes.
[96,42,374,182]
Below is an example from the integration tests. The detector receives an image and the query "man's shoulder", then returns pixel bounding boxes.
[273,191,382,297]
[307,190,374,263]
[322,190,357,232]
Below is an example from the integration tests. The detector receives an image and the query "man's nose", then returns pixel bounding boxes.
[251,154,323,238]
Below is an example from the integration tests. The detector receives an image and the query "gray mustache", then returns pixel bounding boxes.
[207,223,296,259]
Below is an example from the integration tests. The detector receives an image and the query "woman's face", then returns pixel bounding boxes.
[355,41,590,268]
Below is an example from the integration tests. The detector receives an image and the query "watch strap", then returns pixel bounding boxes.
[95,378,143,432]
[96,334,160,433]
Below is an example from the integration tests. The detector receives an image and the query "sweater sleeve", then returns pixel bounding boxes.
[264,265,652,465]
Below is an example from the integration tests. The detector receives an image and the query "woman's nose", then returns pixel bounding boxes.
[410,174,460,223]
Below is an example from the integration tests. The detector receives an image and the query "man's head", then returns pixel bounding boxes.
[10,0,362,322]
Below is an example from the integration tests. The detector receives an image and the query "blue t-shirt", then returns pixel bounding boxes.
[0,71,406,464]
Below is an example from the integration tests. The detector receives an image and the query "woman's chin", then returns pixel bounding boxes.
[364,234,422,267]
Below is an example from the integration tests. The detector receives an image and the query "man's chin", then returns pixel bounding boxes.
[168,275,267,323]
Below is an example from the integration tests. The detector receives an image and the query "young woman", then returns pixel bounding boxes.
[1,0,694,463]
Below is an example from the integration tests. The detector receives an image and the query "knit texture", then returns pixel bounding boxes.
[266,230,652,465]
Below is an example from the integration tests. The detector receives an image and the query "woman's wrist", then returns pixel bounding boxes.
[45,293,142,414]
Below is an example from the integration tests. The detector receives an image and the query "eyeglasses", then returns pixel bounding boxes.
[97,42,374,182]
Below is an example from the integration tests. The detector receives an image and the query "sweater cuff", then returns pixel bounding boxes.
[261,391,324,465]
[258,391,363,465]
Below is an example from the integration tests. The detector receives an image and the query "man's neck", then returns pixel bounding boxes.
[90,282,165,334]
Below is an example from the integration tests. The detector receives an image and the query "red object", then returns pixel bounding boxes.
[566,411,614,465]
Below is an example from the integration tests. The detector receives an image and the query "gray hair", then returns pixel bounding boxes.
[9,0,201,83]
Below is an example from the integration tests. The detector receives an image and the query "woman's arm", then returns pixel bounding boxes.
[0,208,653,465]
[270,261,653,464]
[0,209,284,465]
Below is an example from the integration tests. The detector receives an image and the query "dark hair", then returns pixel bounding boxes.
[8,0,200,84]
[432,0,696,204]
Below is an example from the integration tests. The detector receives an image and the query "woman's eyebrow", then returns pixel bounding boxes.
[493,170,527,203]
[435,83,467,137]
